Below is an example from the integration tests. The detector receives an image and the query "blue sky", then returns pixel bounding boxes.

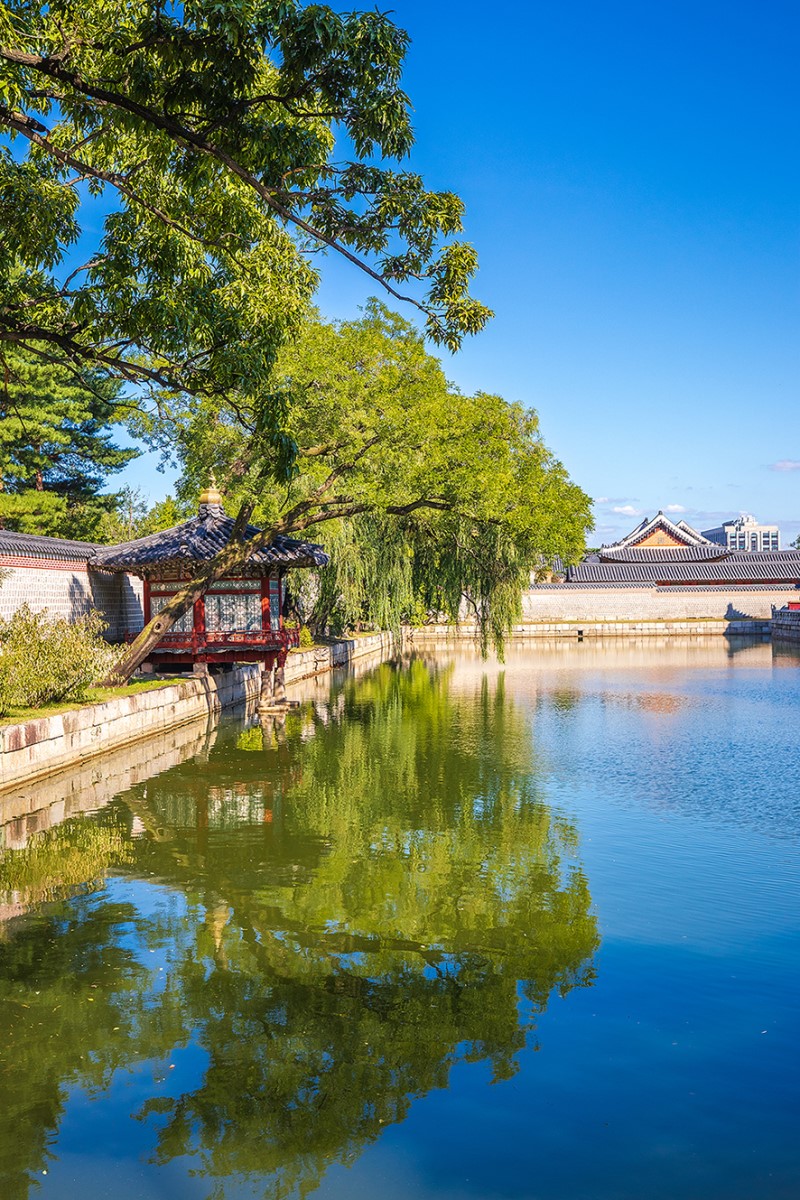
[120,0,799,545]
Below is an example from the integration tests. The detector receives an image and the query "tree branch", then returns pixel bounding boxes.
[0,50,442,330]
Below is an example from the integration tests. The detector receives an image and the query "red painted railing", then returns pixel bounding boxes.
[126,627,300,653]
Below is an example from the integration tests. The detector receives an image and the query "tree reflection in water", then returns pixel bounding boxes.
[0,660,599,1200]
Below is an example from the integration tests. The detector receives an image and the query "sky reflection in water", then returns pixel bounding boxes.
[1,638,799,1200]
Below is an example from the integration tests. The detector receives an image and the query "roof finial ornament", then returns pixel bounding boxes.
[198,472,224,513]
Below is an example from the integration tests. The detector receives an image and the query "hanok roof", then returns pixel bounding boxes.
[568,550,800,585]
[0,530,100,562]
[91,501,328,577]
[603,512,716,554]
[599,545,730,564]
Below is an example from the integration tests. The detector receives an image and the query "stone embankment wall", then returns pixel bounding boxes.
[772,609,800,642]
[0,634,397,797]
[0,666,261,793]
[406,618,769,644]
[285,632,395,684]
[0,559,144,639]
[0,717,218,853]
[522,585,794,623]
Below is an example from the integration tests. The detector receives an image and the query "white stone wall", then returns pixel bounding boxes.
[0,560,143,640]
[521,586,794,622]
[285,631,395,684]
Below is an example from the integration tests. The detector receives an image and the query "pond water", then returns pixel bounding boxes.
[1,638,799,1200]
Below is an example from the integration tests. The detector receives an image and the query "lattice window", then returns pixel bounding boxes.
[205,591,262,632]
[150,595,194,633]
[268,576,281,632]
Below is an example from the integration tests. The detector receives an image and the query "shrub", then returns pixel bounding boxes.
[0,606,121,715]
[298,625,314,649]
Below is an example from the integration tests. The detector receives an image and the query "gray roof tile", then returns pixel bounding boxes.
[568,550,800,585]
[0,506,328,574]
[91,505,328,575]
[0,530,100,560]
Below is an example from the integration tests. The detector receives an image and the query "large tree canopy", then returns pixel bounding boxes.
[0,0,588,681]
[110,304,592,678]
[0,0,490,425]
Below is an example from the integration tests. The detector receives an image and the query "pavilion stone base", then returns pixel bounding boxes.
[258,660,300,712]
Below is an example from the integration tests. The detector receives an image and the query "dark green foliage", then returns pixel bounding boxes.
[0,346,136,537]
[171,305,592,652]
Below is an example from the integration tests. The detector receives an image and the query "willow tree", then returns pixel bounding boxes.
[113,303,592,675]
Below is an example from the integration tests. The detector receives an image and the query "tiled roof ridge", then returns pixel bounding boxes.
[532,580,800,591]
[602,511,716,551]
[91,510,328,574]
[0,529,101,560]
[567,550,800,585]
[599,545,731,563]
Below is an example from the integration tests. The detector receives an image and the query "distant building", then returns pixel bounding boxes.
[701,514,780,553]
[563,511,800,586]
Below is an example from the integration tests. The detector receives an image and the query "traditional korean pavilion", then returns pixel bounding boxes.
[92,481,328,673]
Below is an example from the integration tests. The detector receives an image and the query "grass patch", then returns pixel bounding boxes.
[0,676,187,727]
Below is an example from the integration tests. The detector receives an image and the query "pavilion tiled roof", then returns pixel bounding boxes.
[91,503,328,576]
[0,498,328,575]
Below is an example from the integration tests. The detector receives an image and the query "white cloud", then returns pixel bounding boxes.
[664,504,687,514]
[612,505,643,517]
[594,496,610,504]
[771,460,800,472]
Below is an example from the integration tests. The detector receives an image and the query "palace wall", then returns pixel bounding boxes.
[521,584,795,623]
[0,557,144,640]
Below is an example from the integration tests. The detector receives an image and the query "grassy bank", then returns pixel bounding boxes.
[0,676,186,727]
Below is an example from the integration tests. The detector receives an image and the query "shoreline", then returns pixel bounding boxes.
[2,619,796,797]
[0,632,395,796]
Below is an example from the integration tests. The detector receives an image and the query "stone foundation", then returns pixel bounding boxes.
[0,636,398,797]
[405,618,770,645]
[0,717,218,851]
[285,632,395,683]
[772,609,800,642]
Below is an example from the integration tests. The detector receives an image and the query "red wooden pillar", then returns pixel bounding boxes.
[260,575,270,631]
[193,593,205,654]
[143,578,151,624]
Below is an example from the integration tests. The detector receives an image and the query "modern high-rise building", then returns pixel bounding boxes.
[701,514,780,552]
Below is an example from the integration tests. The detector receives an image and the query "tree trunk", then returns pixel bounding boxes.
[102,522,263,684]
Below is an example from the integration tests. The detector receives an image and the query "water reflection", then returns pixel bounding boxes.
[0,660,598,1200]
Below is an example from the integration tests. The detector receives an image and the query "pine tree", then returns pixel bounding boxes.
[0,347,138,538]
